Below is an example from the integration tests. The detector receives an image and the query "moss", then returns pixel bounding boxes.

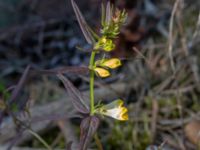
[104,114,152,150]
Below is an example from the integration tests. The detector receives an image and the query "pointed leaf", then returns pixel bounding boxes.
[71,0,95,44]
[57,74,89,114]
[35,66,89,75]
[9,65,31,104]
[105,1,112,24]
[101,3,106,26]
[79,116,100,150]
[31,113,78,123]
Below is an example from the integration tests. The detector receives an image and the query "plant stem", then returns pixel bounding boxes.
[94,133,103,150]
[89,51,96,115]
[28,129,52,150]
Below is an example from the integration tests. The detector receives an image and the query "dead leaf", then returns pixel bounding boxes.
[184,120,200,146]
[57,74,89,114]
[79,116,100,150]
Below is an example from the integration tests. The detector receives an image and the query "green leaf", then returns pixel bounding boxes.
[101,3,106,26]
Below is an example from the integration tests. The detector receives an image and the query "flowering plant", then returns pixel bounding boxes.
[58,1,128,149]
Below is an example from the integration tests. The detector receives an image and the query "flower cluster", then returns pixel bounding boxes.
[69,1,129,149]
[94,58,121,78]
[92,4,127,78]
[94,4,127,52]
[90,3,128,121]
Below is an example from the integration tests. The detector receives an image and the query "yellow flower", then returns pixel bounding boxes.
[98,99,128,121]
[94,67,110,78]
[102,58,121,69]
[94,36,115,52]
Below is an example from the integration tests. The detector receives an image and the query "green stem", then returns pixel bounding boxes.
[89,51,96,115]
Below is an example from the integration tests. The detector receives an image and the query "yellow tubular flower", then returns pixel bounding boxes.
[94,67,110,78]
[99,99,128,121]
[102,58,121,69]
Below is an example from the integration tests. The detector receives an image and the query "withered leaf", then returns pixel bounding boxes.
[35,66,89,75]
[184,120,200,145]
[57,74,89,114]
[9,65,31,104]
[79,116,100,150]
[71,0,95,45]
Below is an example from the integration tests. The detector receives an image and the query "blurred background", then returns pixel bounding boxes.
[0,0,200,150]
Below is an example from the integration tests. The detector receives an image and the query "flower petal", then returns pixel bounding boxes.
[104,99,124,110]
[97,99,128,121]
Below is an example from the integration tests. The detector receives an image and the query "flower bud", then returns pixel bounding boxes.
[94,36,115,52]
[94,67,110,78]
[102,58,121,69]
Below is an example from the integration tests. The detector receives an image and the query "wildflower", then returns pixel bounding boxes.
[97,99,128,121]
[96,58,121,69]
[94,67,110,78]
[94,36,115,52]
